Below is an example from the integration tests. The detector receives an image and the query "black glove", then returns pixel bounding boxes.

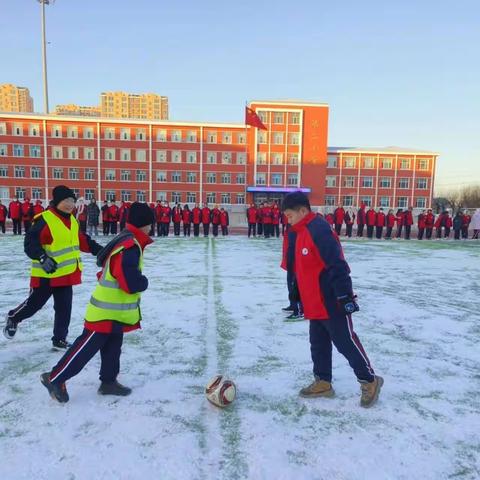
[337,295,359,315]
[289,279,300,303]
[39,254,57,274]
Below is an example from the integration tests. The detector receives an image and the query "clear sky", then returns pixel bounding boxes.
[1,0,479,193]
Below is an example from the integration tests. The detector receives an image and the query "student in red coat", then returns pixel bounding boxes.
[101,201,110,236]
[425,209,435,239]
[375,208,386,239]
[211,205,221,237]
[395,209,404,239]
[344,210,355,238]
[160,202,172,236]
[333,205,345,236]
[325,213,334,228]
[366,207,377,239]
[246,204,258,237]
[262,203,273,238]
[220,208,229,235]
[108,201,119,235]
[172,203,183,236]
[0,200,7,234]
[417,211,426,240]
[21,198,34,234]
[191,203,202,237]
[33,200,44,217]
[462,211,471,239]
[154,201,163,237]
[271,204,281,238]
[182,204,192,236]
[356,204,366,237]
[403,207,414,240]
[201,203,211,237]
[8,196,22,235]
[385,210,396,239]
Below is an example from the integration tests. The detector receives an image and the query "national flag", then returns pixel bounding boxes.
[245,106,267,130]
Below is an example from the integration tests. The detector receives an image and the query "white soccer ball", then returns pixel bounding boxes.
[205,374,236,408]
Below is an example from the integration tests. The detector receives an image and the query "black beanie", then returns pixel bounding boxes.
[52,185,76,206]
[128,202,154,228]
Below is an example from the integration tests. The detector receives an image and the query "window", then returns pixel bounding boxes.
[236,152,246,165]
[273,132,284,145]
[256,173,266,185]
[288,174,298,186]
[362,176,373,188]
[257,152,267,165]
[171,130,182,142]
[30,145,41,158]
[31,167,41,178]
[290,112,300,124]
[418,159,429,171]
[186,151,197,163]
[363,156,375,169]
[85,169,95,180]
[222,132,232,144]
[398,178,409,189]
[206,152,217,164]
[342,195,354,207]
[156,171,167,182]
[327,155,337,168]
[273,112,284,124]
[186,192,196,203]
[288,153,299,165]
[69,168,79,180]
[52,125,62,137]
[381,157,393,169]
[68,147,78,160]
[379,196,390,207]
[206,192,216,204]
[105,128,115,140]
[172,151,182,163]
[271,173,282,185]
[171,171,182,183]
[32,188,42,200]
[343,156,356,168]
[106,148,116,161]
[399,158,411,169]
[15,188,26,200]
[121,149,130,161]
[379,177,391,188]
[325,176,336,187]
[258,111,267,123]
[236,173,245,184]
[105,169,116,181]
[0,145,7,156]
[221,193,231,204]
[0,123,6,135]
[136,170,147,182]
[156,150,167,162]
[206,172,216,184]
[83,127,94,139]
[136,150,146,162]
[360,196,372,207]
[416,178,428,189]
[343,176,355,188]
[13,123,23,136]
[121,170,131,181]
[85,189,95,201]
[136,129,146,141]
[13,145,24,157]
[207,131,217,143]
[325,195,336,206]
[222,152,232,164]
[84,147,94,160]
[172,192,182,204]
[186,130,197,142]
[156,191,167,201]
[136,191,146,202]
[67,126,78,138]
[51,146,62,159]
[221,173,231,184]
[186,172,197,183]
[53,168,64,179]
[416,197,427,208]
[105,191,115,202]
[29,124,40,136]
[237,132,246,144]
[397,197,408,208]
[14,166,25,178]
[258,131,267,144]
[120,128,130,140]
[272,153,283,165]
[157,129,167,142]
[236,194,245,205]
[289,133,300,145]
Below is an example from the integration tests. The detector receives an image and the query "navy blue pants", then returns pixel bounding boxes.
[8,282,72,342]
[49,326,124,385]
[309,315,374,383]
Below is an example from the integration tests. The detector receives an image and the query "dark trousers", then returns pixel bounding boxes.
[212,224,219,237]
[436,227,442,238]
[221,225,228,236]
[257,223,263,236]
[309,316,375,383]
[156,222,162,237]
[203,223,210,236]
[264,223,271,238]
[183,223,191,236]
[444,227,451,238]
[334,223,342,235]
[161,223,170,236]
[367,225,374,239]
[287,271,301,315]
[8,283,73,342]
[385,226,393,239]
[49,326,124,385]
[248,223,256,237]
[454,229,461,240]
[396,225,403,238]
[79,220,87,233]
[461,227,468,239]
[149,224,154,237]
[418,228,425,240]
[103,221,110,235]
[357,224,364,237]
[12,219,21,235]
[375,226,383,239]
[405,225,411,240]
[282,224,287,235]
[273,224,280,237]
[110,222,118,235]
[193,223,200,237]
[0,221,5,233]
[23,220,31,234]
[426,227,433,239]
[120,221,126,231]
[174,222,181,236]
[346,224,353,237]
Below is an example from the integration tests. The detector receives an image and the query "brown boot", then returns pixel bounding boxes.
[299,379,335,398]
[360,376,384,408]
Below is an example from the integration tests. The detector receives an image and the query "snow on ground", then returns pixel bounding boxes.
[0,235,479,480]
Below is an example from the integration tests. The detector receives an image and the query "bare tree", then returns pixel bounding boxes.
[436,185,480,213]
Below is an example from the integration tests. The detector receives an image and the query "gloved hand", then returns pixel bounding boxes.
[39,254,57,274]
[337,295,359,315]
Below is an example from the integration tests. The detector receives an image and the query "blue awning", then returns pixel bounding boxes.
[246,186,312,193]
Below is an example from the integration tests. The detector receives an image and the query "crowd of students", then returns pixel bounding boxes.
[246,202,285,238]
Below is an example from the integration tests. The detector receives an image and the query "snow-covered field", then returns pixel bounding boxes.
[0,235,479,480]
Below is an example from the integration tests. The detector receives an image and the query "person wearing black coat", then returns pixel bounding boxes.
[87,199,100,236]
[453,212,463,240]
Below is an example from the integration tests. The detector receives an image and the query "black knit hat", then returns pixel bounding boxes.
[52,185,76,206]
[128,202,154,228]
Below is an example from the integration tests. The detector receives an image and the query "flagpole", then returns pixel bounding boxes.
[244,100,248,206]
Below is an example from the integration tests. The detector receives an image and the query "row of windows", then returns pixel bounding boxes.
[257,132,300,145]
[324,195,427,209]
[0,122,248,144]
[327,155,431,171]
[325,176,429,189]
[257,111,301,125]
[256,152,299,165]
[255,173,298,186]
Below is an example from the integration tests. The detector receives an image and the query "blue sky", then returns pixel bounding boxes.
[1,0,479,192]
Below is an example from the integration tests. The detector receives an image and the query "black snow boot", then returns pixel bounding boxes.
[52,339,71,350]
[98,380,132,396]
[40,373,69,403]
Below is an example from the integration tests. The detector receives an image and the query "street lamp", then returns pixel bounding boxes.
[37,0,54,114]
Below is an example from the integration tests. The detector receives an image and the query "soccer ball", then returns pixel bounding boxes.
[205,375,236,408]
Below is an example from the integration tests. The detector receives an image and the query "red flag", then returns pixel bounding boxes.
[245,106,267,130]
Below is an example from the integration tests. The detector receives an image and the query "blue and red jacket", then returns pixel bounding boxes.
[288,212,353,320]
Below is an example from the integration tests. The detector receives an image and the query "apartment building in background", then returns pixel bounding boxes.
[100,92,169,120]
[0,84,34,113]
[54,104,101,117]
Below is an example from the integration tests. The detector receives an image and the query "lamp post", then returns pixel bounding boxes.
[37,0,53,114]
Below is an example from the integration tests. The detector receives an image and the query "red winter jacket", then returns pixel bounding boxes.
[425,213,435,228]
[281,213,288,225]
[21,201,33,221]
[366,209,377,226]
[386,213,396,228]
[101,205,110,222]
[8,201,21,220]
[201,207,211,224]
[418,214,426,229]
[396,213,404,226]
[211,208,221,225]
[220,211,229,226]
[404,211,413,226]
[172,207,182,223]
[161,206,171,223]
[463,215,471,227]
[272,208,281,225]
[445,216,453,228]
[109,205,119,222]
[182,209,191,223]
[0,204,7,222]
[325,214,334,226]
[333,207,345,225]
[192,207,202,224]
[154,205,163,222]
[262,207,272,224]
[357,208,366,225]
[76,204,87,222]
[33,202,44,216]
[375,212,386,227]
[247,207,257,224]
